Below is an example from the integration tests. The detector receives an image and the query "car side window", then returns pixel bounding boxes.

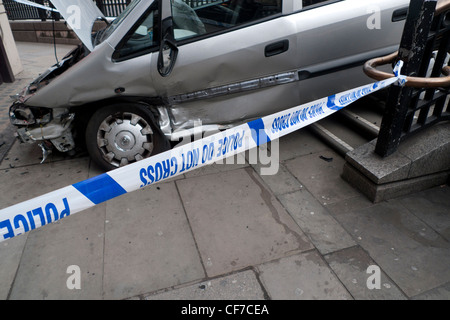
[114,6,158,60]
[171,0,282,41]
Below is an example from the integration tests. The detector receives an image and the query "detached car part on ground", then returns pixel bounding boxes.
[9,0,410,171]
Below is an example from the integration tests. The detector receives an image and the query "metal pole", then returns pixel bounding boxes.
[375,0,437,157]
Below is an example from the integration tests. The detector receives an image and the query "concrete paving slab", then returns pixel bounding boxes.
[244,143,283,178]
[0,157,97,299]
[8,204,106,300]
[412,282,450,300]
[251,162,303,197]
[87,159,105,178]
[144,269,266,300]
[325,194,375,217]
[332,200,450,298]
[285,150,361,205]
[324,246,407,300]
[14,42,76,80]
[0,233,28,299]
[184,152,248,178]
[251,143,277,169]
[102,182,205,300]
[278,189,356,254]
[398,185,450,241]
[0,156,90,208]
[277,129,329,162]
[0,125,15,165]
[0,139,80,169]
[176,167,313,278]
[257,251,352,300]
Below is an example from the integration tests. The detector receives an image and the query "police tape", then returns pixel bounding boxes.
[0,62,406,242]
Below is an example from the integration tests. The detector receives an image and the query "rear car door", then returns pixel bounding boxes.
[294,0,409,103]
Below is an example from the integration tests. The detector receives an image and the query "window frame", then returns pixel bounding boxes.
[112,1,161,62]
[112,0,287,61]
[172,0,284,46]
[300,0,343,11]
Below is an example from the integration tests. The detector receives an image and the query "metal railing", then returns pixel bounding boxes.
[95,0,131,17]
[3,0,50,20]
[3,0,222,20]
[364,0,450,157]
[3,0,131,20]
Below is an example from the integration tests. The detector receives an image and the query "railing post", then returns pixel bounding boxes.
[375,0,437,157]
[35,0,46,21]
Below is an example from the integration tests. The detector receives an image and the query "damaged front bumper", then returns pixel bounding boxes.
[9,102,76,154]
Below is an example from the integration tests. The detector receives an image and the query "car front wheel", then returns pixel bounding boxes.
[85,103,169,171]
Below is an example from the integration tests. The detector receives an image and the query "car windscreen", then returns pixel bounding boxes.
[96,0,143,46]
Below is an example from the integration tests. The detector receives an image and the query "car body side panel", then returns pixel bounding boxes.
[293,0,408,101]
[23,0,409,133]
[150,14,300,129]
[297,0,408,69]
[154,0,409,129]
[168,81,302,131]
[151,15,299,96]
[24,41,157,108]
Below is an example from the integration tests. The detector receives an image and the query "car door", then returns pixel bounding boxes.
[150,0,302,131]
[293,0,409,103]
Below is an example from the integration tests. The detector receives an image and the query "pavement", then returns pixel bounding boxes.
[0,42,449,301]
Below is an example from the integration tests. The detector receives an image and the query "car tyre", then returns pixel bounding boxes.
[85,103,169,171]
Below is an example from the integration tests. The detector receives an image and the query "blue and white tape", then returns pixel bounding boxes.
[0,65,406,242]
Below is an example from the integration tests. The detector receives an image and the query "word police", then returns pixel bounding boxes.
[0,198,70,240]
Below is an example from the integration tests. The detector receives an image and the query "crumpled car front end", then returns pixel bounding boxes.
[10,103,76,154]
[8,0,108,160]
[9,45,87,158]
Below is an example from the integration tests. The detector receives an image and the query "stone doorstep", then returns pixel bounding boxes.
[345,122,450,185]
[342,162,449,203]
[342,122,450,202]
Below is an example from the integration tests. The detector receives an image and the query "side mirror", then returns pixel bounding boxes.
[158,18,178,77]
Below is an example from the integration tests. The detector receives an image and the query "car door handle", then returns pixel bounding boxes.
[265,40,289,57]
[392,7,408,22]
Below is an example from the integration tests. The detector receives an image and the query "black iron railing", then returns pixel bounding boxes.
[95,0,131,17]
[3,0,131,20]
[364,0,450,157]
[3,0,223,20]
[3,0,48,20]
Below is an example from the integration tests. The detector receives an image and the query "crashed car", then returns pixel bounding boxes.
[9,0,410,171]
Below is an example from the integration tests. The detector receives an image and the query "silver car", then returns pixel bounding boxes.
[9,0,409,170]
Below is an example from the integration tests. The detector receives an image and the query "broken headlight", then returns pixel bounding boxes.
[9,103,52,126]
